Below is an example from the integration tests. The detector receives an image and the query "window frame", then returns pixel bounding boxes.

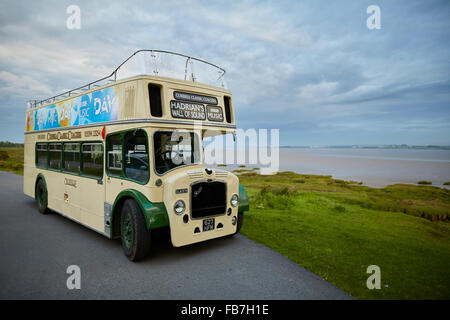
[224,95,233,123]
[148,83,163,118]
[63,142,80,174]
[152,129,202,176]
[81,142,104,179]
[105,129,150,185]
[48,142,62,171]
[106,133,123,178]
[34,140,104,181]
[35,143,48,169]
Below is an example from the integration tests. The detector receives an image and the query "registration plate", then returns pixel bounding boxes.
[203,218,215,232]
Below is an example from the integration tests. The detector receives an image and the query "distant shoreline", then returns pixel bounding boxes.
[280,145,450,150]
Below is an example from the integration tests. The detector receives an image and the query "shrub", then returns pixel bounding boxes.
[333,205,347,213]
[418,181,432,185]
[274,186,297,196]
[0,150,9,161]
[254,186,298,211]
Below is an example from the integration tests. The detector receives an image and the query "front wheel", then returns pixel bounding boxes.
[120,199,151,261]
[35,179,49,214]
[226,212,244,238]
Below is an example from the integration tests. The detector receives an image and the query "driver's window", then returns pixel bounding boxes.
[153,131,200,174]
[124,130,149,183]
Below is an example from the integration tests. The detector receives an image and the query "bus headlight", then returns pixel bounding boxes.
[174,200,186,215]
[230,194,239,207]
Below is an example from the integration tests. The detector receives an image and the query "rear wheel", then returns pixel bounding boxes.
[120,199,151,261]
[35,179,49,214]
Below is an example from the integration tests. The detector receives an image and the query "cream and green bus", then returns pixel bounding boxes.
[23,50,249,261]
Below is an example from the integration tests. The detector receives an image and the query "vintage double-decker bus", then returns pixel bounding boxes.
[23,50,249,261]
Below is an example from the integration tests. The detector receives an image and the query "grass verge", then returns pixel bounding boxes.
[239,171,450,299]
[0,147,24,175]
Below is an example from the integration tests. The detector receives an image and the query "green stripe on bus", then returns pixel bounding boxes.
[112,189,169,233]
[238,184,249,213]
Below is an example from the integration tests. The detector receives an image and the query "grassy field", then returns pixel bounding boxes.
[1,147,449,299]
[239,171,450,299]
[0,147,24,175]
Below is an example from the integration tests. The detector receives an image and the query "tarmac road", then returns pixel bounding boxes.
[0,171,352,299]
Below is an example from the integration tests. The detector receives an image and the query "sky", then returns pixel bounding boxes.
[0,0,449,146]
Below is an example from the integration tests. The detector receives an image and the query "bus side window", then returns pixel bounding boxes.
[82,143,103,179]
[63,143,80,174]
[107,134,122,176]
[124,130,149,183]
[36,143,48,168]
[148,84,162,117]
[48,143,62,170]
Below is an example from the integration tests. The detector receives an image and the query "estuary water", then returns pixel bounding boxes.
[278,148,450,188]
[209,148,450,188]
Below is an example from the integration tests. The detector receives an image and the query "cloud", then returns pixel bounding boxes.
[0,0,448,145]
[0,71,53,100]
[196,2,312,48]
[297,81,339,104]
[0,42,111,79]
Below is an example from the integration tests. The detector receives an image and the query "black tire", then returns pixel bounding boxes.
[120,199,151,261]
[235,211,244,234]
[226,212,244,238]
[35,179,49,214]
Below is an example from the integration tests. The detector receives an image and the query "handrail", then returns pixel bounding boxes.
[27,49,226,109]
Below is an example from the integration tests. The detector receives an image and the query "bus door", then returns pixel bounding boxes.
[78,142,106,233]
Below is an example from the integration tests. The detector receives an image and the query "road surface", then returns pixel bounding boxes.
[0,171,352,299]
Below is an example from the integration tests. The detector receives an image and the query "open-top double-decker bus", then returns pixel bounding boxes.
[23,50,249,261]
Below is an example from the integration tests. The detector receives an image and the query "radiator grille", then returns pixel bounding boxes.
[191,181,226,219]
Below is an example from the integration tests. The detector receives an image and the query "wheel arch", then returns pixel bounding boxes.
[110,189,169,239]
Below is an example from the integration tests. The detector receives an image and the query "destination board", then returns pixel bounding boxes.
[173,91,218,105]
[170,100,206,120]
[206,105,224,122]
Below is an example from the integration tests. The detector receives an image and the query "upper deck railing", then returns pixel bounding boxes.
[27,50,227,109]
